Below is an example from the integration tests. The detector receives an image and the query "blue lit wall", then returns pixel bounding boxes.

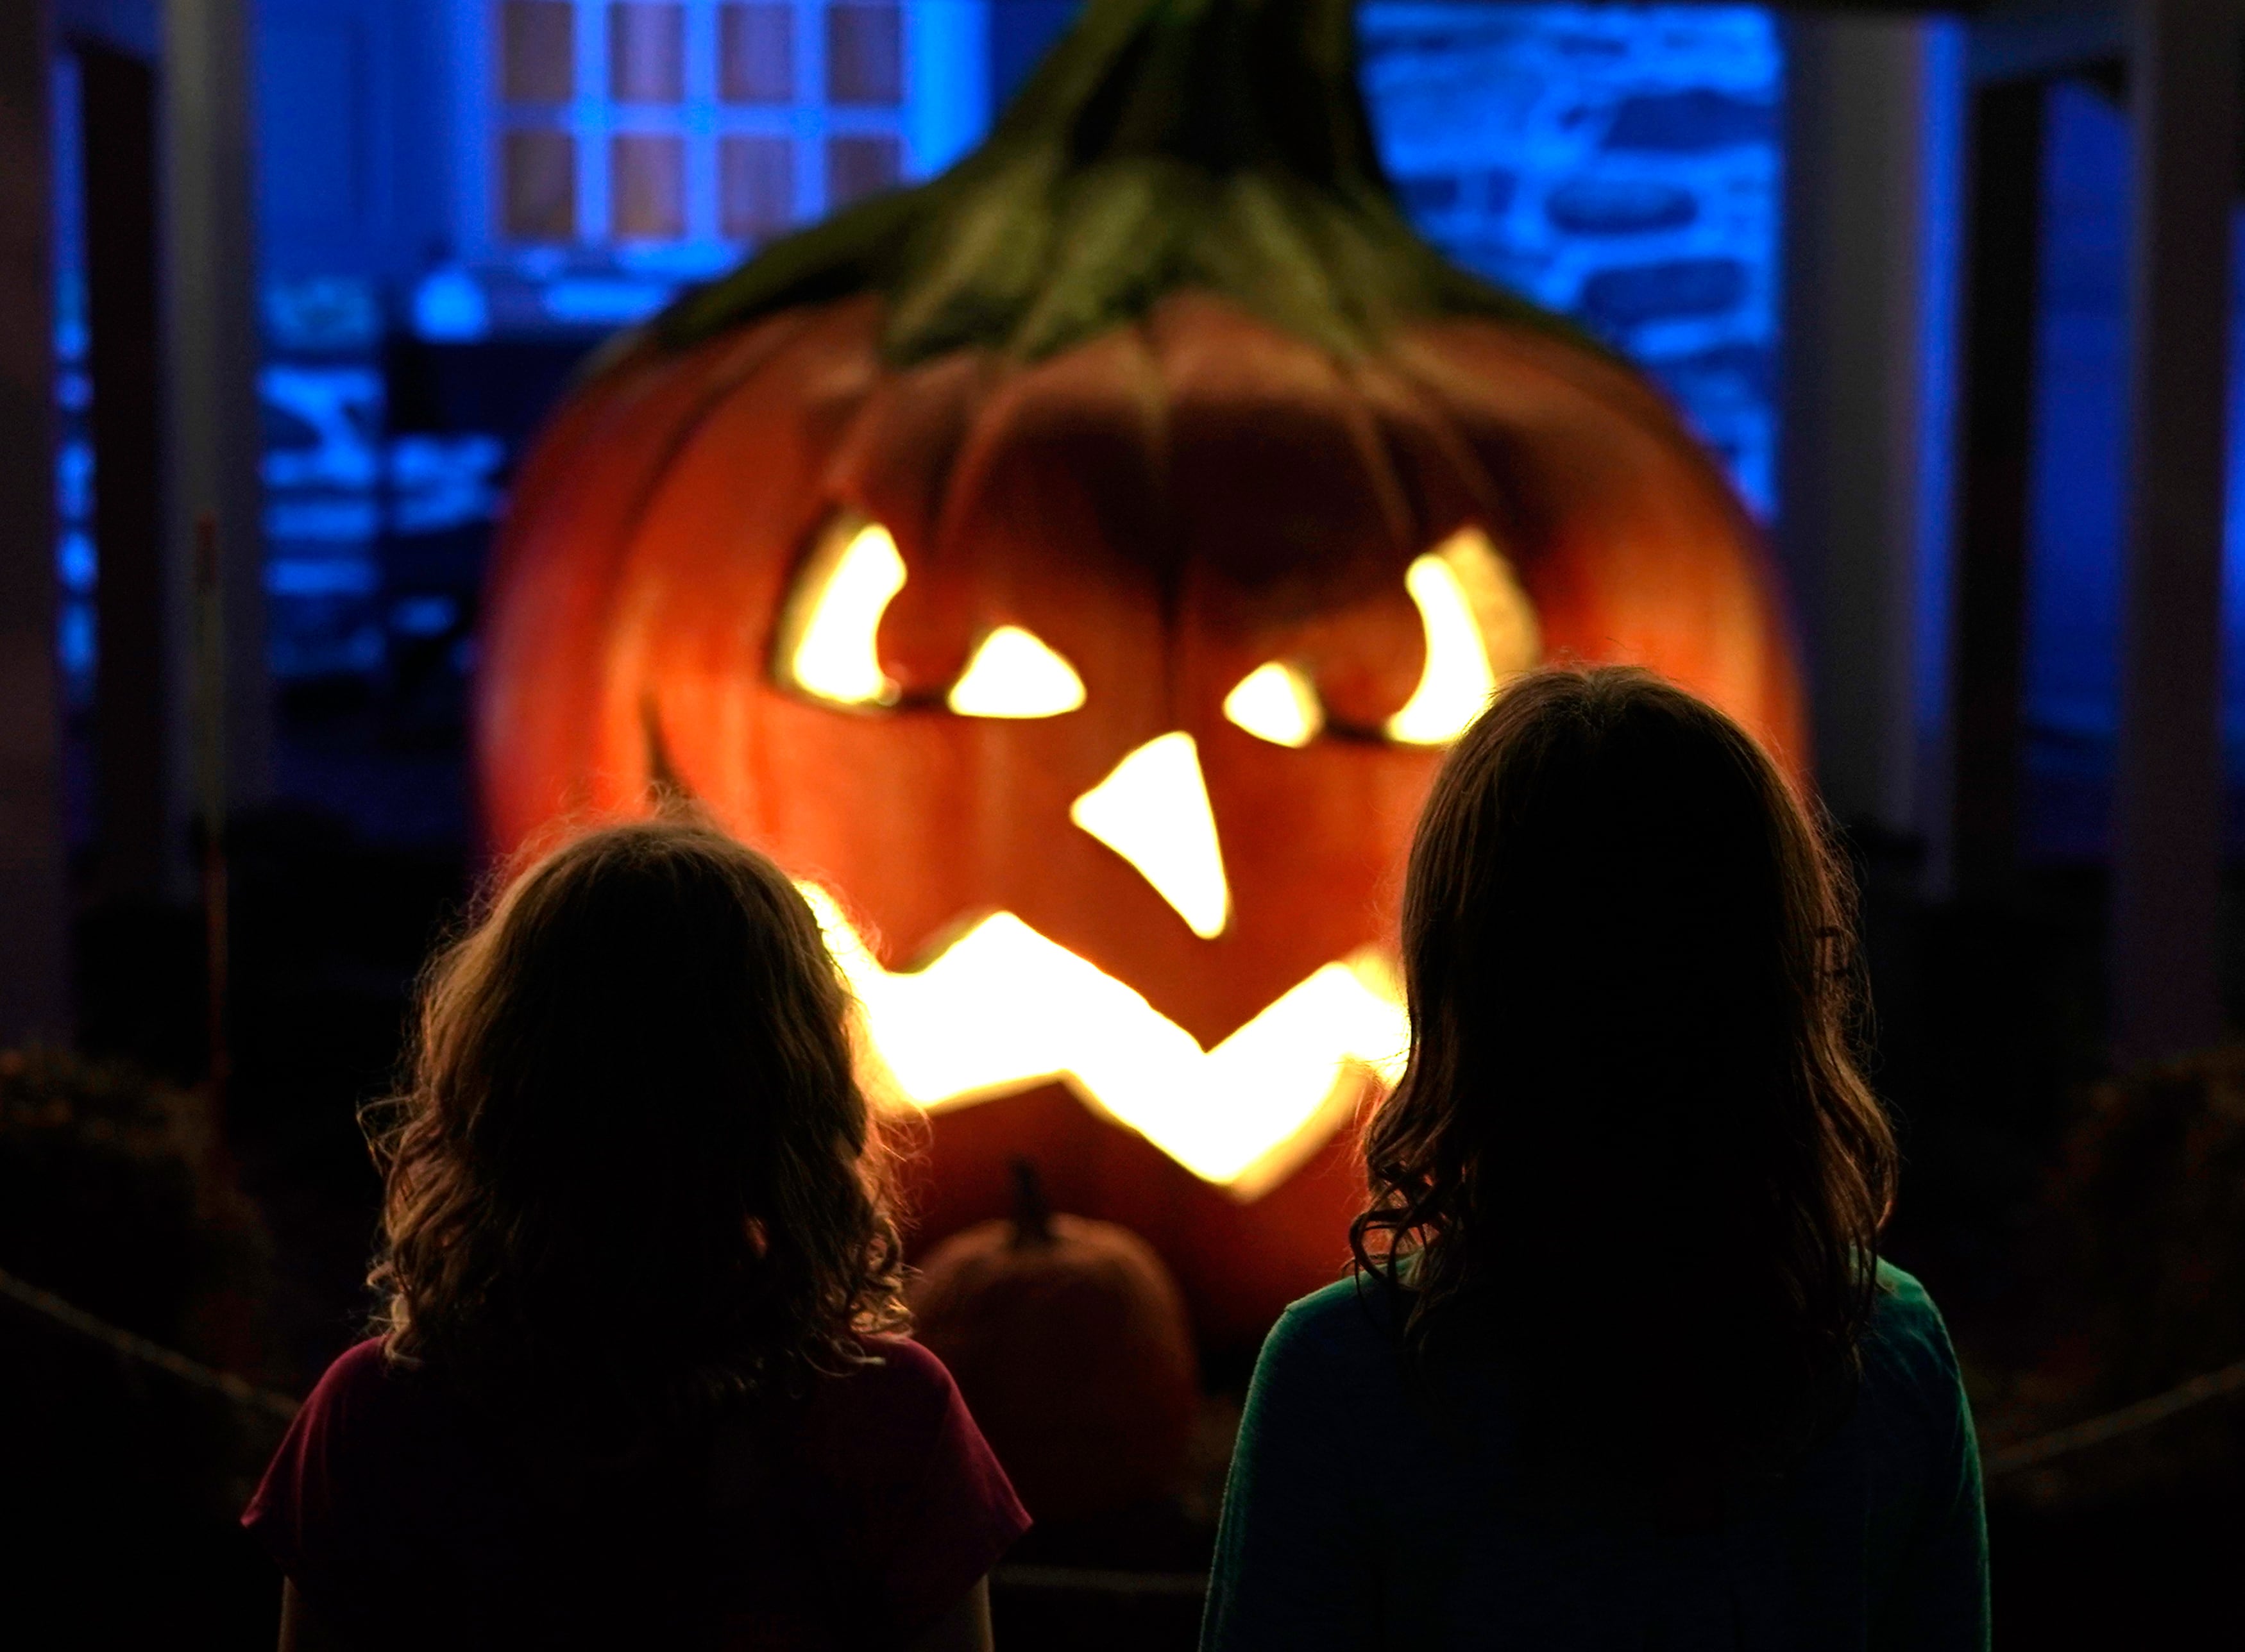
[49,58,94,718]
[2020,81,2245,858]
[998,1,1788,510]
[2020,83,2124,859]
[1360,4,1783,514]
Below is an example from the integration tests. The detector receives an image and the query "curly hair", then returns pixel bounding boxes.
[367,817,908,1437]
[1351,667,1897,1502]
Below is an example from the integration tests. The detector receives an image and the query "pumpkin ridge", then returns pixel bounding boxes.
[652,0,1602,369]
[575,310,836,611]
[589,301,889,808]
[929,321,1172,582]
[1343,355,1508,553]
[822,350,1000,571]
[479,334,813,845]
[1327,342,1417,561]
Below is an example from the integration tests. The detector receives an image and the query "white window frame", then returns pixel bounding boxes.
[450,0,989,266]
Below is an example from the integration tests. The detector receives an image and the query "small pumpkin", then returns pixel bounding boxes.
[477,0,1804,1345]
[910,1161,1198,1523]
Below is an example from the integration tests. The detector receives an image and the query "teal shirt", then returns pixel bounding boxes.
[1202,1263,1988,1651]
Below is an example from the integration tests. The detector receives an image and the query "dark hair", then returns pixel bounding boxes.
[368,817,907,1437]
[1351,666,1897,1503]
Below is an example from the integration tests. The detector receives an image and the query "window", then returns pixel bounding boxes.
[487,0,940,254]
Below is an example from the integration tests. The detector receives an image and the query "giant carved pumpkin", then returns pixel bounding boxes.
[478,0,1804,1351]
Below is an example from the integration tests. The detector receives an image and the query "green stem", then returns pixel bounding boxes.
[656,0,1582,365]
[995,0,1384,187]
[1010,1157,1055,1249]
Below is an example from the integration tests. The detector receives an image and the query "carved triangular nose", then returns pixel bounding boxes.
[1069,732,1231,939]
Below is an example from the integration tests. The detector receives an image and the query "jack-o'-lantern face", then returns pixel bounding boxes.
[484,290,1793,1224]
[476,0,1804,1342]
[534,300,1570,1204]
[762,508,1538,1195]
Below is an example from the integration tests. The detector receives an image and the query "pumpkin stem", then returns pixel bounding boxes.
[655,0,1587,368]
[991,0,1381,185]
[1010,1157,1055,1249]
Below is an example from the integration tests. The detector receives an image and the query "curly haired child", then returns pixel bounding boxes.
[246,819,1027,1650]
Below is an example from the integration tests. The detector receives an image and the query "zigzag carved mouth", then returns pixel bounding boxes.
[799,886,1408,1200]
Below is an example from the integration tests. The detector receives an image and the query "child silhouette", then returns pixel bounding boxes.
[247,820,1026,1650]
[1205,668,1984,1651]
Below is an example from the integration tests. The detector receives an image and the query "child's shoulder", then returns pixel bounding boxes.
[786,1336,978,1479]
[273,1336,474,1475]
[1268,1276,1407,1361]
[1867,1261,1954,1363]
[298,1336,412,1422]
[853,1332,950,1382]
[830,1335,963,1420]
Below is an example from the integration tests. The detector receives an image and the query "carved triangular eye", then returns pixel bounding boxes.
[775,516,906,708]
[1385,527,1540,746]
[1224,661,1324,748]
[947,625,1085,718]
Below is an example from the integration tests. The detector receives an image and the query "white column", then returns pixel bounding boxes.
[0,0,73,1041]
[162,0,269,890]
[1778,15,1960,849]
[2110,0,2239,1062]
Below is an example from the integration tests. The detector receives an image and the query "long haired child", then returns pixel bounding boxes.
[246,819,1027,1650]
[1205,667,1985,1651]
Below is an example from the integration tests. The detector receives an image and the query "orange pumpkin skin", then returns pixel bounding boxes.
[900,1080,1371,1363]
[910,1184,1199,1524]
[476,0,1806,1349]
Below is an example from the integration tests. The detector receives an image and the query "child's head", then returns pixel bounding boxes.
[1356,666,1897,1489]
[370,817,905,1426]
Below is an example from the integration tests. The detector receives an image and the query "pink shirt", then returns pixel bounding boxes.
[244,1334,1029,1650]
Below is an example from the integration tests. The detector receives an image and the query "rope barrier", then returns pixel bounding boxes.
[0,1264,300,1427]
[3,1254,2241,1484]
[1985,1355,2245,1477]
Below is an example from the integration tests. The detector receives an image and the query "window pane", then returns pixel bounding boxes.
[826,135,899,208]
[612,133,686,239]
[501,1,575,103]
[502,128,577,239]
[610,3,686,103]
[720,134,795,238]
[826,4,902,106]
[720,4,794,104]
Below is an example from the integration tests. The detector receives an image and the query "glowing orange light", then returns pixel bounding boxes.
[779,518,906,707]
[1069,733,1232,939]
[947,625,1086,718]
[801,886,1407,1197]
[1386,527,1541,745]
[1224,661,1323,748]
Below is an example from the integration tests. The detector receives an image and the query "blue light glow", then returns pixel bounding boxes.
[1361,3,1783,515]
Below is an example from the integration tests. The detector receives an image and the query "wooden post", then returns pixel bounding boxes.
[0,0,74,1044]
[194,512,228,1106]
[1778,16,1956,851]
[162,0,267,893]
[2111,0,2238,1062]
[1949,77,2046,899]
[77,42,168,902]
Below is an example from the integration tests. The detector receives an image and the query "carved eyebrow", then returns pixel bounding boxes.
[1385,527,1538,746]
[775,516,904,708]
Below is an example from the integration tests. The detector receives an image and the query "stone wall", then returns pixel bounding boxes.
[1359,3,1782,514]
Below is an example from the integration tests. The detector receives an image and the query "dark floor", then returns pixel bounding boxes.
[5,1447,2238,1649]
